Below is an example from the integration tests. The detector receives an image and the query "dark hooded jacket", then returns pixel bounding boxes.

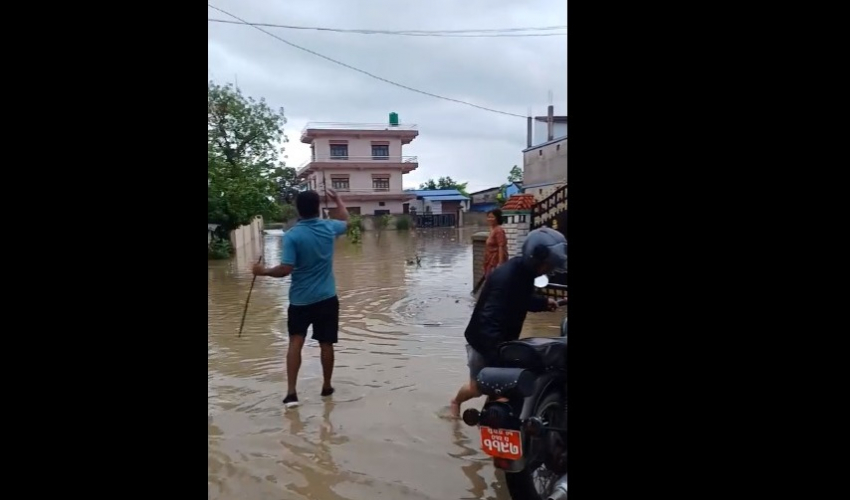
[464,256,549,362]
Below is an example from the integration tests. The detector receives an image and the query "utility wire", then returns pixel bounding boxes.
[207,18,567,37]
[208,4,527,118]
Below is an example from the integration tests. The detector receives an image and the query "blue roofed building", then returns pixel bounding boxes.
[404,188,470,227]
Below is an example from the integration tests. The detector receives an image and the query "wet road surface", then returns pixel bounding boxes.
[208,228,564,500]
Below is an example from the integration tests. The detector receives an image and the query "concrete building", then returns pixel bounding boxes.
[469,182,522,212]
[404,188,470,227]
[523,106,567,198]
[405,188,470,215]
[297,116,419,215]
[533,115,568,146]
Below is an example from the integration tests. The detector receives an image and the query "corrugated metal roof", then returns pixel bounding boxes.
[469,186,501,196]
[406,189,463,197]
[469,182,522,196]
[469,203,500,212]
[423,194,470,201]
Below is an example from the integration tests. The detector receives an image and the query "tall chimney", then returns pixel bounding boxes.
[526,115,533,148]
[547,105,554,141]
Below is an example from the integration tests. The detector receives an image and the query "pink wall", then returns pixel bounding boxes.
[319,199,407,216]
[311,137,403,160]
[305,169,403,193]
[301,128,416,215]
[341,200,404,215]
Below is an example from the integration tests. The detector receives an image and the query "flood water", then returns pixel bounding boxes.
[208,227,564,500]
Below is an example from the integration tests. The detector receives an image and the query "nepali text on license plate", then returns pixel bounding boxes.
[480,426,522,460]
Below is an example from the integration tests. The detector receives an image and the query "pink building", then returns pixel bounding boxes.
[297,118,419,216]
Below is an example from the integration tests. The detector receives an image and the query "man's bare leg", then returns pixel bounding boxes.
[319,342,335,395]
[286,335,306,396]
[450,377,482,417]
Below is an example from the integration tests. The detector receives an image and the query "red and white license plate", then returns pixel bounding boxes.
[480,426,523,460]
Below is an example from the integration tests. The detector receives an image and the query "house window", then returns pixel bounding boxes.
[372,177,390,191]
[538,150,543,156]
[371,144,389,159]
[374,209,390,216]
[331,177,350,191]
[330,144,349,160]
[378,201,385,206]
[556,144,560,151]
[347,206,361,215]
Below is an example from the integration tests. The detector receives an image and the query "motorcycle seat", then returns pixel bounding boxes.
[498,337,566,372]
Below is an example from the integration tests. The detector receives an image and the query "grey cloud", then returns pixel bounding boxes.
[208,0,567,192]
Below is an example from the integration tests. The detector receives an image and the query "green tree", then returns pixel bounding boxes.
[494,165,524,206]
[208,81,290,237]
[418,176,469,196]
[268,202,297,223]
[507,165,523,184]
[276,166,299,203]
[419,179,439,190]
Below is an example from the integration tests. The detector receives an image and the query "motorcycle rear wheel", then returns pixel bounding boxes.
[505,390,566,500]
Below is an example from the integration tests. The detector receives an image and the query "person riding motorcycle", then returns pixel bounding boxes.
[450,227,567,417]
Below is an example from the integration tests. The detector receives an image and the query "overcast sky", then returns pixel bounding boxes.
[208,0,567,193]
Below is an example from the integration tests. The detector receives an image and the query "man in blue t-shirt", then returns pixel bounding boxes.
[252,188,349,408]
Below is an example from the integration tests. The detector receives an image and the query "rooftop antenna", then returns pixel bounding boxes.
[548,90,554,105]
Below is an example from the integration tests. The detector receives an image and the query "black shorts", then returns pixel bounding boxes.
[287,295,339,344]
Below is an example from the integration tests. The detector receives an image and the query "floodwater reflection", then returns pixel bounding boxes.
[208,227,561,499]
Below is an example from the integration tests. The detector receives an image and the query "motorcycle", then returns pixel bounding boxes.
[462,283,568,500]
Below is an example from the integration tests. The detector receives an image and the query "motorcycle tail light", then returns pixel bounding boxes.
[462,408,480,426]
[493,458,513,470]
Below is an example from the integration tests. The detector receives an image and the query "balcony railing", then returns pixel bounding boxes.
[292,185,416,197]
[312,187,405,194]
[297,155,418,174]
[302,122,418,133]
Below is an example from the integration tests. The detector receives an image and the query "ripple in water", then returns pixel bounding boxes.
[209,227,557,500]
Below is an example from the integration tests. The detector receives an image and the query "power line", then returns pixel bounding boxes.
[207,4,527,118]
[207,18,567,37]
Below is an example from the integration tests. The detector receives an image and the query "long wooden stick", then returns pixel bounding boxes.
[471,274,486,295]
[322,173,330,218]
[237,254,264,338]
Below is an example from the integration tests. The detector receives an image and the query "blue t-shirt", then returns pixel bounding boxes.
[282,218,348,306]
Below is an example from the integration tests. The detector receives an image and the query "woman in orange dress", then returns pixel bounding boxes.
[483,208,508,278]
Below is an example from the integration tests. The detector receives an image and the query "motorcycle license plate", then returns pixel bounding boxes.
[480,426,522,460]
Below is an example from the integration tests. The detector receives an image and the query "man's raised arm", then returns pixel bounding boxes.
[325,187,349,223]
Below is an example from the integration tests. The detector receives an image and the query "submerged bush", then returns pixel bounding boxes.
[347,214,363,243]
[208,238,233,260]
[394,215,411,230]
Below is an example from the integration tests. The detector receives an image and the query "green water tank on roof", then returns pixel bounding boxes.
[389,112,399,126]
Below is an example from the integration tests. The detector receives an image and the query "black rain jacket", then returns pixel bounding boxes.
[464,256,549,362]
